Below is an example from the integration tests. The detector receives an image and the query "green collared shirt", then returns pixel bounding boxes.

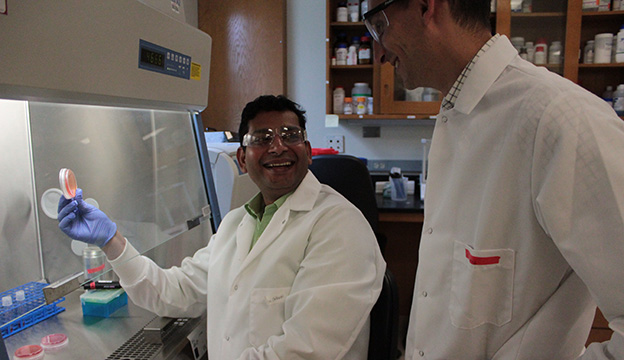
[244,192,293,251]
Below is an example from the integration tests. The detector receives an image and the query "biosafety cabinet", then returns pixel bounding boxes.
[0,1,216,358]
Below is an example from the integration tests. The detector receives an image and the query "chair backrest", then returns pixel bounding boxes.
[308,154,399,360]
[368,269,399,360]
[308,154,379,233]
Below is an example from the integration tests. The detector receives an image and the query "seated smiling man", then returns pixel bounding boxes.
[57,95,386,359]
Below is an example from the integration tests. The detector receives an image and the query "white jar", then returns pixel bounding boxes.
[548,41,563,64]
[534,41,548,64]
[616,25,624,62]
[351,82,371,98]
[337,2,348,22]
[348,1,360,22]
[333,86,345,114]
[594,33,614,63]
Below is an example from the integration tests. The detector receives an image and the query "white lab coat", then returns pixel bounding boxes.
[406,35,624,359]
[111,171,386,359]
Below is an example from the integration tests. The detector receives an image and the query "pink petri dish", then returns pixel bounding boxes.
[40,333,69,353]
[13,344,44,360]
[59,168,78,199]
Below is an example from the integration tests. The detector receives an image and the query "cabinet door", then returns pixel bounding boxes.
[378,63,441,116]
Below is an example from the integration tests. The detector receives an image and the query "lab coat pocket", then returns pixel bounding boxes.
[249,287,290,346]
[450,241,515,329]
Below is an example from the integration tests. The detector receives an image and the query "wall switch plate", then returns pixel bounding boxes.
[325,135,344,152]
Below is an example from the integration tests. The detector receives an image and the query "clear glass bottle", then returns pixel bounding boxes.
[343,97,353,115]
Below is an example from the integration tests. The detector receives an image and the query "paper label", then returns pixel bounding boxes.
[191,62,201,81]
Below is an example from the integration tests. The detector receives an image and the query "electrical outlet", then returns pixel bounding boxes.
[325,135,344,152]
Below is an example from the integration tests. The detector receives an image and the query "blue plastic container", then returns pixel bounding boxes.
[80,289,127,318]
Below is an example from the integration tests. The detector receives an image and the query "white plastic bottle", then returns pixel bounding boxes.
[616,25,624,62]
[347,1,360,22]
[613,84,624,115]
[333,86,345,114]
[347,37,360,65]
[548,41,562,64]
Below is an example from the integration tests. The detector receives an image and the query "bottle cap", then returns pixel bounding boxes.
[59,168,77,199]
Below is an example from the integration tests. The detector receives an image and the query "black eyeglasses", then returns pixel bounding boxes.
[362,0,398,43]
[242,126,307,147]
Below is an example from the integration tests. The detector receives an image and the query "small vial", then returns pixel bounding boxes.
[343,97,353,115]
[15,290,25,302]
[2,295,12,307]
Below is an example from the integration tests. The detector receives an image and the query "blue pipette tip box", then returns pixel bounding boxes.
[80,289,127,318]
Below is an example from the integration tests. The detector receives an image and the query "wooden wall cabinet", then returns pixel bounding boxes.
[326,0,624,119]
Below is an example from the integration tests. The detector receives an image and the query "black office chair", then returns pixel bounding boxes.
[308,154,385,251]
[309,154,399,360]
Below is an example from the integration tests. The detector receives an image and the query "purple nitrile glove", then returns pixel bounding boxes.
[57,188,117,247]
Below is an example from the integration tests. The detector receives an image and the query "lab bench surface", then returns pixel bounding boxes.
[3,288,199,359]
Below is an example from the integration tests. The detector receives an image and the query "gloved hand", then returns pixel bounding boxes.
[57,188,117,247]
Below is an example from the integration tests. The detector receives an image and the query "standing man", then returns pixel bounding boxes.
[363,0,624,358]
[58,95,385,359]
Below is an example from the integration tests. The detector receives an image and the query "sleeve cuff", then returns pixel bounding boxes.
[108,239,147,286]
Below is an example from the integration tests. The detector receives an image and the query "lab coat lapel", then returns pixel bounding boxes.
[233,171,321,274]
[234,215,255,269]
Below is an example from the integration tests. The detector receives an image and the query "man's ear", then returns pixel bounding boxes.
[236,146,248,173]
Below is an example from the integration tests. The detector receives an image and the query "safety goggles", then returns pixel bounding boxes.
[242,126,307,147]
[362,0,398,43]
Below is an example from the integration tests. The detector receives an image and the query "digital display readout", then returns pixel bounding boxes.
[140,48,165,68]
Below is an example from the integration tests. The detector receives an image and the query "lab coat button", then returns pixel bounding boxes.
[226,336,230,341]
[234,285,238,291]
[441,115,448,123]
[419,350,425,356]
[422,291,427,297]
[427,227,433,234]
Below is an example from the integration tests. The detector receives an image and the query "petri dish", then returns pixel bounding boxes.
[13,344,44,360]
[59,168,77,199]
[40,333,69,353]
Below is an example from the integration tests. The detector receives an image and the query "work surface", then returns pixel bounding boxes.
[5,289,158,359]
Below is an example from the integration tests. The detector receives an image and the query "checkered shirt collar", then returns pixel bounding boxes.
[441,34,500,110]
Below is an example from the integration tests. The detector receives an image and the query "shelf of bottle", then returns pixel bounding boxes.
[330,21,365,27]
[578,63,624,68]
[582,10,624,17]
[333,114,438,121]
[511,12,566,18]
[330,64,374,70]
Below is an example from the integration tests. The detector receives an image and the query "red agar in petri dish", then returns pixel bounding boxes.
[59,168,78,199]
[40,332,69,353]
[14,344,44,359]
